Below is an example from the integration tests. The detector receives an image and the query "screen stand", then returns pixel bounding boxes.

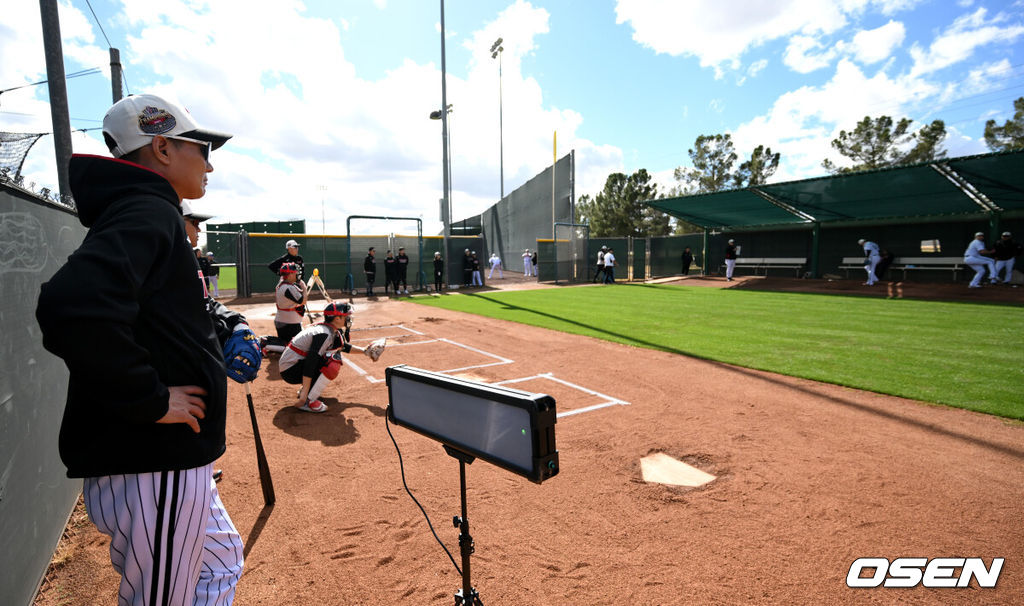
[444,446,483,606]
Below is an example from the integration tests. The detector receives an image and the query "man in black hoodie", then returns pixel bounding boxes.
[36,94,244,605]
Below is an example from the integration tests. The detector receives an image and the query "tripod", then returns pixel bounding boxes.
[444,446,484,606]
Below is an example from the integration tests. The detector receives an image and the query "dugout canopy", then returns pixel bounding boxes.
[647,149,1024,230]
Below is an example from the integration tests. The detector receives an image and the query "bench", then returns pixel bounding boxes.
[721,257,807,277]
[890,257,964,281]
[839,256,964,281]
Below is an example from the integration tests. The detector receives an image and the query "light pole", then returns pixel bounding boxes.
[430,103,453,285]
[490,37,504,201]
[437,0,452,289]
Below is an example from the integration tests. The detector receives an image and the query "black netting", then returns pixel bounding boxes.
[0,132,44,180]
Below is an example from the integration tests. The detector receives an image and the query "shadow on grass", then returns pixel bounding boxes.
[461,291,1024,459]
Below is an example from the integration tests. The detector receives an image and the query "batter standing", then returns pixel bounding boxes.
[36,93,244,605]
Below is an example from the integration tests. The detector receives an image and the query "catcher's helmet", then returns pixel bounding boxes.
[278,262,299,275]
[323,302,352,318]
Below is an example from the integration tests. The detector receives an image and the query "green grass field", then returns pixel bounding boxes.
[411,284,1024,420]
[215,266,236,291]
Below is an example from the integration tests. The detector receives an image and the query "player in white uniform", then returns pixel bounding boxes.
[261,262,306,354]
[279,302,353,412]
[858,238,881,285]
[963,232,997,288]
[488,252,503,279]
[523,249,533,276]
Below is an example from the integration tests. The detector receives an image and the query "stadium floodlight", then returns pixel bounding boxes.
[386,364,558,605]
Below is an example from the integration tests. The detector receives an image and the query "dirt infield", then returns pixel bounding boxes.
[35,276,1024,605]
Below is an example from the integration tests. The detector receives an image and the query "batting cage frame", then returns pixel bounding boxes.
[345,215,425,294]
[552,222,590,284]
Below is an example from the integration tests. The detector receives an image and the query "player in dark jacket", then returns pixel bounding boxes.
[268,239,304,280]
[433,251,445,292]
[384,250,399,296]
[396,246,410,294]
[724,239,738,281]
[364,247,377,296]
[994,231,1022,284]
[35,93,244,604]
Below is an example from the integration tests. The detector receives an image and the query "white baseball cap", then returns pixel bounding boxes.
[286,239,300,248]
[179,200,214,222]
[1002,231,1011,237]
[975,232,985,237]
[102,93,232,158]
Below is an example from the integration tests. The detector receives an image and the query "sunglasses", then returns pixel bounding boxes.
[168,136,211,161]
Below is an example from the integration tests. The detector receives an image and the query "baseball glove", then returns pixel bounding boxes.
[224,326,262,383]
[363,338,387,363]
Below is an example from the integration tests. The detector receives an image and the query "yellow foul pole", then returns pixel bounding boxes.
[552,130,557,238]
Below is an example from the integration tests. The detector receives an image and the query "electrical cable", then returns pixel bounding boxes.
[84,0,113,48]
[384,412,462,575]
[83,0,130,94]
[0,68,102,94]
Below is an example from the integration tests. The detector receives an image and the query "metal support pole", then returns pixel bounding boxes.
[440,0,452,293]
[39,0,73,201]
[810,222,821,279]
[109,48,123,102]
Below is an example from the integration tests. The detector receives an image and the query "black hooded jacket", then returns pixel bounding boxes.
[36,155,228,478]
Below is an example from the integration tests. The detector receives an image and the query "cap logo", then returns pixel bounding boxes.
[138,106,177,134]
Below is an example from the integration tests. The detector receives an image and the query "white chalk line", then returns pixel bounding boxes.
[494,372,630,418]
[337,326,630,417]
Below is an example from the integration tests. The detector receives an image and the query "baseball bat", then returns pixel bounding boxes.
[245,382,276,507]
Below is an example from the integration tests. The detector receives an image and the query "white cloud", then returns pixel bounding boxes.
[909,7,1024,77]
[784,35,839,73]
[848,20,906,64]
[7,0,620,236]
[615,0,850,77]
[731,59,942,179]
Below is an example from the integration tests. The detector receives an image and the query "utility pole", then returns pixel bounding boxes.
[110,48,123,102]
[39,0,73,201]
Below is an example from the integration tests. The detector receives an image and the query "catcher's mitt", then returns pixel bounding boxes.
[363,338,386,362]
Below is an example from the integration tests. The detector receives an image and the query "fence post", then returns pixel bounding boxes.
[236,229,250,298]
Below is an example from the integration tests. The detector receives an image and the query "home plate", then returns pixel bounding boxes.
[640,453,716,487]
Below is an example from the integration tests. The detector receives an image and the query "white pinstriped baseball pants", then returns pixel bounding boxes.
[83,463,244,605]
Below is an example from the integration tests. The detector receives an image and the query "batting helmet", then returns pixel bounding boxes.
[278,262,298,275]
[323,302,352,319]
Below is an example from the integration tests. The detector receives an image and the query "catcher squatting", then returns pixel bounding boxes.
[262,297,386,413]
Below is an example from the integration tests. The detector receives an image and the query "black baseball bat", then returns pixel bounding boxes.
[245,382,276,507]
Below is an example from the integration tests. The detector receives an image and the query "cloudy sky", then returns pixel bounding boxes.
[3,0,1023,236]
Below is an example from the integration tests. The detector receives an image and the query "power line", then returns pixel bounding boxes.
[0,67,103,95]
[84,0,113,48]
[82,0,131,95]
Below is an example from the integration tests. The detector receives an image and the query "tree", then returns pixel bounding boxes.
[673,134,737,195]
[734,144,780,187]
[822,115,946,174]
[984,97,1024,152]
[672,134,781,194]
[576,169,670,237]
